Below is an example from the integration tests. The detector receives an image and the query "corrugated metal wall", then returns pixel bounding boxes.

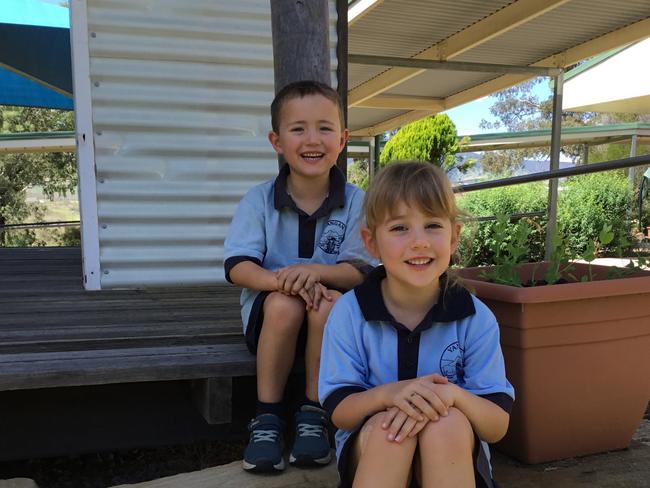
[84,0,338,287]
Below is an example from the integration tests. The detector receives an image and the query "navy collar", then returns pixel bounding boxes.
[273,164,346,219]
[354,266,475,332]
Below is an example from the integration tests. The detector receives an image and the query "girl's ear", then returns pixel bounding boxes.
[360,226,380,259]
[450,222,462,254]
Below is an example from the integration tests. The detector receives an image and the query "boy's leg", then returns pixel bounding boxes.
[256,292,305,403]
[351,411,417,488]
[289,290,341,467]
[305,290,341,401]
[416,407,475,488]
[243,292,304,473]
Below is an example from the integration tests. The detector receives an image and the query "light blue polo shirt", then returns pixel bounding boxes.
[224,164,375,333]
[319,266,515,483]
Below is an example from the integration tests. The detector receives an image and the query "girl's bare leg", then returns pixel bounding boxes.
[351,412,416,488]
[417,407,475,488]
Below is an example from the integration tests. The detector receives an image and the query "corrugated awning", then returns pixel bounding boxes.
[347,0,650,136]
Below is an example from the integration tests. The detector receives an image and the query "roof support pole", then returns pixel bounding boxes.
[629,134,638,185]
[545,71,564,261]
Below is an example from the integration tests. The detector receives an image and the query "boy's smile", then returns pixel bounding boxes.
[268,94,348,184]
[362,202,461,298]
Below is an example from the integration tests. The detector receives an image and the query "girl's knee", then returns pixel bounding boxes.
[418,407,474,453]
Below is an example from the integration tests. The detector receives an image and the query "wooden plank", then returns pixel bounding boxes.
[191,377,233,424]
[0,343,257,391]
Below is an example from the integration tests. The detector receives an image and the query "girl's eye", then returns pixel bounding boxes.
[389,225,407,232]
[426,222,443,229]
[320,126,333,132]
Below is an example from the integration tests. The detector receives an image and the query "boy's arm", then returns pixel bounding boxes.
[228,260,278,292]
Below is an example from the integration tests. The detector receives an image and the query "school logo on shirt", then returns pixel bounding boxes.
[440,341,464,384]
[318,220,346,254]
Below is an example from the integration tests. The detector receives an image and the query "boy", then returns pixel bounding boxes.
[224,81,374,473]
[319,162,514,487]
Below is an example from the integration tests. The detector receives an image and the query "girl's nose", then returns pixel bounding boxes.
[411,230,430,249]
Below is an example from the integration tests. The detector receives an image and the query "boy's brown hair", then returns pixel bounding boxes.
[363,161,463,233]
[270,80,345,133]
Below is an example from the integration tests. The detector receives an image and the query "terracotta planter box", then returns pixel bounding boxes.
[457,262,650,464]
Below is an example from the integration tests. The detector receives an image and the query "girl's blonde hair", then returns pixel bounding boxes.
[363,161,462,232]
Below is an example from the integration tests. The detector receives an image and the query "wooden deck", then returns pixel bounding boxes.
[0,247,253,395]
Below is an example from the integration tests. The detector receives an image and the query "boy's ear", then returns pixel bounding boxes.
[360,226,380,259]
[339,128,350,151]
[268,130,283,155]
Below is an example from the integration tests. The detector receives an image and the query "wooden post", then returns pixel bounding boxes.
[270,0,331,93]
[270,0,349,174]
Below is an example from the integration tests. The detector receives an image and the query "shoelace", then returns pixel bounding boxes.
[251,428,280,443]
[296,423,324,438]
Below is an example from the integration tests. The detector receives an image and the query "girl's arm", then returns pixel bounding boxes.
[450,385,510,443]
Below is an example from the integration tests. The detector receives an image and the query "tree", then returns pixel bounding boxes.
[0,106,76,246]
[380,114,472,173]
[479,76,650,175]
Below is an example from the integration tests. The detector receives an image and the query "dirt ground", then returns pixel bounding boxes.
[0,440,246,488]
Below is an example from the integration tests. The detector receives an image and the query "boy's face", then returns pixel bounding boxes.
[361,202,461,293]
[268,94,349,181]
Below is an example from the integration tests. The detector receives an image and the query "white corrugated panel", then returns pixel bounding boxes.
[84,0,338,288]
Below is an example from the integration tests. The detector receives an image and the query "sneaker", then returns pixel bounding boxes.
[289,405,332,467]
[242,413,286,473]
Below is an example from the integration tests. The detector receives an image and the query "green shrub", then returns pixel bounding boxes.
[380,114,470,173]
[558,170,632,255]
[457,182,547,267]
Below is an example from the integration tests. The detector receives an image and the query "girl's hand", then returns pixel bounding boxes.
[385,374,451,423]
[381,407,430,443]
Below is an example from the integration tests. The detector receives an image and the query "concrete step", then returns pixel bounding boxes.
[109,459,338,488]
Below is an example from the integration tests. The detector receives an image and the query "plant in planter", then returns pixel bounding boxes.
[457,216,650,464]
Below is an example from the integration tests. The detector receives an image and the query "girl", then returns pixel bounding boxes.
[319,162,514,488]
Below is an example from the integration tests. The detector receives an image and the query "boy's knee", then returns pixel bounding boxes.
[418,407,474,453]
[308,289,342,324]
[263,292,304,329]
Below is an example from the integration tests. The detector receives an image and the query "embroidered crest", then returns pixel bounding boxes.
[439,341,464,384]
[318,220,346,254]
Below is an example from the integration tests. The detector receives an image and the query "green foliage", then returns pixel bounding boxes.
[557,171,632,256]
[456,183,547,267]
[347,159,369,190]
[0,106,76,246]
[380,114,470,173]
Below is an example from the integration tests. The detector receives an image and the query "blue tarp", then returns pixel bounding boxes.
[0,0,72,109]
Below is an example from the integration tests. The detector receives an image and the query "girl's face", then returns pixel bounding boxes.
[362,201,461,294]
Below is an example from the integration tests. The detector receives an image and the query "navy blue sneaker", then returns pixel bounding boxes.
[289,405,332,467]
[242,413,285,473]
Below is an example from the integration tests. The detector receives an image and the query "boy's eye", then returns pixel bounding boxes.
[426,222,443,229]
[389,225,407,232]
[290,127,304,133]
[320,126,333,132]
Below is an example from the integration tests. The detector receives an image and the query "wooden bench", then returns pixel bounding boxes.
[0,247,254,423]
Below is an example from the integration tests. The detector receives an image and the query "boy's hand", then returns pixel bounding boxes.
[276,265,320,296]
[304,282,333,311]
